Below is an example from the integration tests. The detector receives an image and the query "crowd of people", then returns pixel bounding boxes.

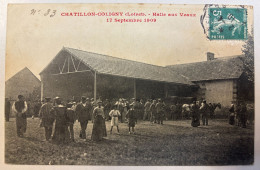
[8,94,250,144]
[228,101,248,128]
[10,95,168,143]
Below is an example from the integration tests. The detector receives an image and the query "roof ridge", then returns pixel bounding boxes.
[64,47,166,69]
[6,67,40,83]
[167,55,244,67]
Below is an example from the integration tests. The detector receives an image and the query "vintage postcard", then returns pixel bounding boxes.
[3,3,255,166]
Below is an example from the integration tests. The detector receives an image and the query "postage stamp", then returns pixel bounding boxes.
[209,8,247,40]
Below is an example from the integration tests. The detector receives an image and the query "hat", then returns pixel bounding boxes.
[158,98,162,102]
[18,95,24,99]
[97,99,102,103]
[45,97,51,102]
[67,102,73,108]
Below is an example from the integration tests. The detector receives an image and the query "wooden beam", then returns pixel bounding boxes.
[61,58,67,73]
[134,79,136,99]
[51,70,92,75]
[76,60,81,71]
[70,55,77,71]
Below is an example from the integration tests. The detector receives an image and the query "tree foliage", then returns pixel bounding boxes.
[241,29,254,82]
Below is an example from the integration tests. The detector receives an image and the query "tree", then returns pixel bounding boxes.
[241,29,254,82]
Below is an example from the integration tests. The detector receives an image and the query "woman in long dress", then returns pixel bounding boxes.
[51,97,70,144]
[191,101,200,127]
[91,100,107,141]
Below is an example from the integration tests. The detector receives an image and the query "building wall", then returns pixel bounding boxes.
[41,71,94,102]
[136,80,165,100]
[194,80,234,107]
[5,71,41,101]
[41,71,194,102]
[96,74,135,100]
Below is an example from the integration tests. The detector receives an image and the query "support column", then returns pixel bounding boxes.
[134,79,136,99]
[94,71,97,102]
[164,83,168,98]
[40,76,43,101]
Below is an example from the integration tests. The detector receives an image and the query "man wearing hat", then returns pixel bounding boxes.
[66,102,76,141]
[155,99,165,125]
[191,101,200,127]
[126,103,137,134]
[75,96,92,139]
[39,97,54,141]
[149,100,157,123]
[200,100,209,126]
[12,95,28,137]
[5,98,11,122]
[143,99,151,121]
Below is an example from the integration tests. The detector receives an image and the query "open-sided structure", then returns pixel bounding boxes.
[39,47,195,102]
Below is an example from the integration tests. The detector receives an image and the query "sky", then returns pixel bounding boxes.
[5,4,253,80]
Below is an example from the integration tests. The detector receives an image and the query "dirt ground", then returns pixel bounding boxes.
[5,118,254,165]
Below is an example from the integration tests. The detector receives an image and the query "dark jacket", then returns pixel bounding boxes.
[75,102,91,122]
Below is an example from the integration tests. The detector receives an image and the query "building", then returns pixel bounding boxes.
[39,47,196,102]
[5,67,41,101]
[40,47,253,107]
[167,53,253,107]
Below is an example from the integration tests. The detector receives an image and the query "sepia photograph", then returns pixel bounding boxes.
[2,2,256,167]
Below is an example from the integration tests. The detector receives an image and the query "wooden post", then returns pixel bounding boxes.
[94,71,97,102]
[134,79,136,99]
[40,76,43,101]
[164,83,168,98]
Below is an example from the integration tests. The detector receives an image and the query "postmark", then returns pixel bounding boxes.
[208,8,247,40]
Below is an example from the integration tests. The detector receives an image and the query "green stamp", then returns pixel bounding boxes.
[209,8,247,40]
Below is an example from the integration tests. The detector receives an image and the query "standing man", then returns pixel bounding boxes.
[33,100,42,118]
[208,103,214,119]
[143,99,151,121]
[149,100,157,123]
[5,98,11,122]
[155,99,165,125]
[240,101,248,128]
[75,96,91,140]
[66,102,76,142]
[104,99,111,121]
[39,97,54,141]
[12,95,28,137]
[191,101,200,127]
[229,102,235,125]
[200,100,209,126]
[170,102,177,120]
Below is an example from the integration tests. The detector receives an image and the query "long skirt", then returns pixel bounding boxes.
[91,115,107,141]
[52,121,70,144]
[229,115,235,125]
[191,114,200,127]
